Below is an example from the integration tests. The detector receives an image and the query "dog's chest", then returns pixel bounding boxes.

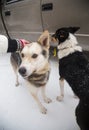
[26,71,50,87]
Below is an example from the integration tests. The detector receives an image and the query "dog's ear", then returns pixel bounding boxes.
[68,27,80,34]
[38,30,50,49]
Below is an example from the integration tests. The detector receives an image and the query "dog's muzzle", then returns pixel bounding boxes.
[51,34,58,43]
[19,67,26,76]
[52,34,57,38]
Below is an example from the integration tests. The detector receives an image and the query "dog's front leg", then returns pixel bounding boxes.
[41,86,52,103]
[31,91,47,114]
[56,77,64,101]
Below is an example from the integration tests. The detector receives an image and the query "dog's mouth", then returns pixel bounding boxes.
[19,68,37,79]
[21,74,28,78]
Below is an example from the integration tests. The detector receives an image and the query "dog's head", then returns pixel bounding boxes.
[18,30,50,78]
[52,27,80,44]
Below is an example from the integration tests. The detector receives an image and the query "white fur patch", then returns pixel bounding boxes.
[20,43,49,76]
[58,33,82,59]
[0,35,8,53]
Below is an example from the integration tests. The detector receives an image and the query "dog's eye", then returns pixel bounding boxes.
[21,53,25,58]
[32,54,38,58]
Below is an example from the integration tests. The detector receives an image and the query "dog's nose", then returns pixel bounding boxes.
[19,67,26,75]
[52,34,55,37]
[52,34,56,38]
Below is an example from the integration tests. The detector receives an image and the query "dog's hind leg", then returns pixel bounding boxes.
[41,86,52,103]
[10,56,20,86]
[15,70,19,86]
[12,66,19,86]
[56,77,64,101]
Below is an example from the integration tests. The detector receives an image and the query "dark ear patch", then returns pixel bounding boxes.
[68,27,80,34]
[42,49,47,57]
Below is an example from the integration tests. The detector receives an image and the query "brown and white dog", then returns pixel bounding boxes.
[10,31,52,114]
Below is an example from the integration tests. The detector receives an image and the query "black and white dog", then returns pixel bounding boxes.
[52,27,89,130]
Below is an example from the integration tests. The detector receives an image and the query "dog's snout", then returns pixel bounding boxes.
[51,34,58,43]
[52,34,55,37]
[52,34,57,38]
[19,67,26,75]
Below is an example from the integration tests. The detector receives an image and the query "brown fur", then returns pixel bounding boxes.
[11,31,52,114]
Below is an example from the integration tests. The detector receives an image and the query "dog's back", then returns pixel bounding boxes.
[59,51,89,98]
[59,50,89,129]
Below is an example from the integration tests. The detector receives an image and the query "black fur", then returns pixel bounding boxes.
[42,49,47,57]
[53,27,89,130]
[52,27,80,44]
[59,51,89,130]
[59,51,89,98]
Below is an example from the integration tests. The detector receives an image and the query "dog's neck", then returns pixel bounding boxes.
[57,33,82,59]
[26,62,50,87]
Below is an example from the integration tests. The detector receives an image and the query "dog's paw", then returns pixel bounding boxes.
[15,82,19,87]
[56,95,64,101]
[44,97,52,104]
[40,107,47,114]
